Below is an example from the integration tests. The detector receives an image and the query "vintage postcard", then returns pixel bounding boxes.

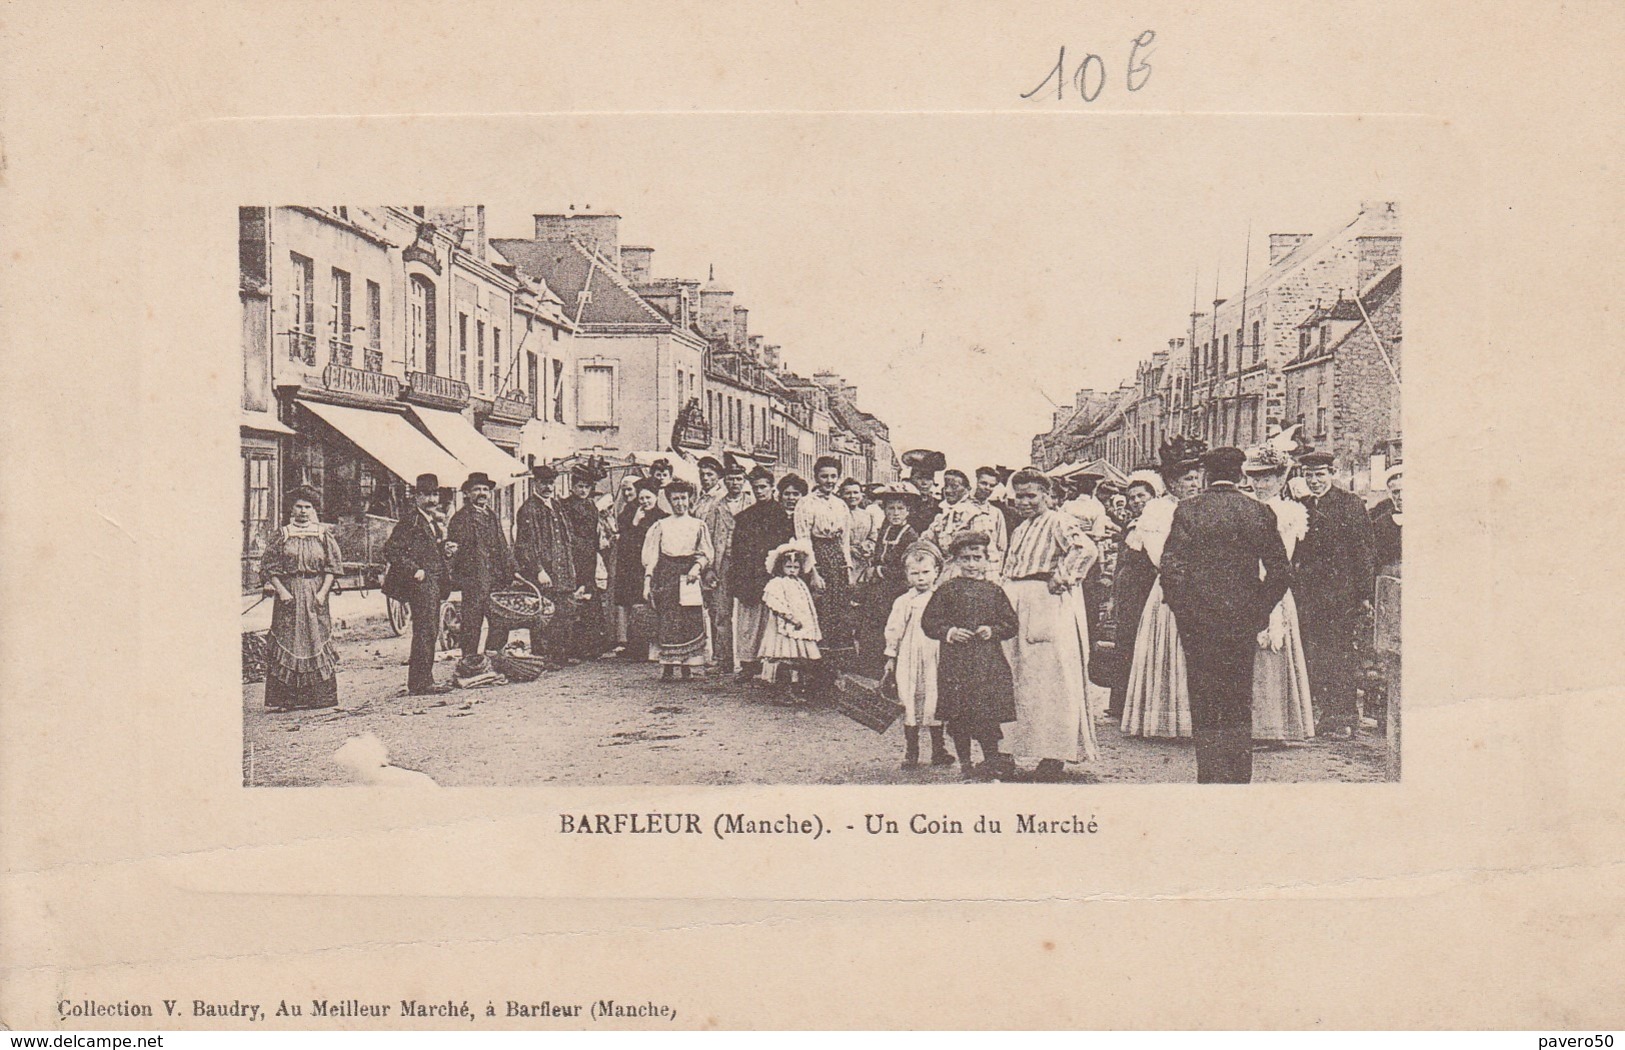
[1,0,1620,1033]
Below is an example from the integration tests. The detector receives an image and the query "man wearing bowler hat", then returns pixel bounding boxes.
[383,474,454,694]
[900,449,947,533]
[1160,447,1294,782]
[447,471,519,667]
[515,463,581,667]
[1293,449,1377,738]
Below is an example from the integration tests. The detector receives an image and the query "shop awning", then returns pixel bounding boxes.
[408,406,528,487]
[298,399,463,484]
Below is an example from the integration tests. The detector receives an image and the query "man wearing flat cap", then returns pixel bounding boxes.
[561,463,608,657]
[1293,449,1377,738]
[515,463,580,666]
[1159,447,1294,782]
[383,473,454,694]
[448,472,519,665]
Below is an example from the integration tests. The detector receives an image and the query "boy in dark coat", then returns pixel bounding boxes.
[921,531,1020,780]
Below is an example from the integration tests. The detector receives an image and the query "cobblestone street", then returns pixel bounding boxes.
[244,620,1389,787]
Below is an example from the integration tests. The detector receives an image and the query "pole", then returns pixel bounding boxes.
[1232,223,1251,446]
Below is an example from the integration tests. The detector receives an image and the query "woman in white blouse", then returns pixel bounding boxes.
[795,456,857,692]
[642,479,716,680]
[1243,449,1315,743]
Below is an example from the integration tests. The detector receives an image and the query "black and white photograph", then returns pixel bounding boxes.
[239,164,1402,787]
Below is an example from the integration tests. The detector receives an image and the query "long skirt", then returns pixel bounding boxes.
[1253,591,1316,740]
[810,537,855,662]
[651,553,710,667]
[732,598,768,671]
[264,577,339,710]
[1120,579,1192,738]
[1000,579,1099,764]
[856,576,907,679]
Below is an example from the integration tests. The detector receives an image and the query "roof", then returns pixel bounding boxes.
[491,237,669,328]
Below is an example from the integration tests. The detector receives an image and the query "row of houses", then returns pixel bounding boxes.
[1031,201,1403,493]
[240,205,899,590]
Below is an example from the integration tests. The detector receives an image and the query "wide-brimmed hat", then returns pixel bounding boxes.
[461,471,496,492]
[1243,445,1293,474]
[1158,435,1208,475]
[901,448,947,474]
[1382,463,1404,486]
[413,473,440,495]
[765,538,817,574]
[872,481,928,506]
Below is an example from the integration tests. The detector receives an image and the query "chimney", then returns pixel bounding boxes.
[733,306,749,351]
[748,334,764,362]
[533,214,570,241]
[1075,388,1095,410]
[422,206,486,258]
[764,344,781,370]
[1355,234,1402,289]
[1269,233,1312,265]
[1359,200,1401,234]
[697,271,734,339]
[620,245,654,284]
[564,214,621,263]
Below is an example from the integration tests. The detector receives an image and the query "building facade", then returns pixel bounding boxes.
[1029,202,1401,492]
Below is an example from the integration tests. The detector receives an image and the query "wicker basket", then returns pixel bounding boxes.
[486,576,556,630]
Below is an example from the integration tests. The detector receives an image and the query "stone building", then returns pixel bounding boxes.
[495,215,712,460]
[1282,264,1402,490]
[239,206,541,591]
[1184,201,1401,449]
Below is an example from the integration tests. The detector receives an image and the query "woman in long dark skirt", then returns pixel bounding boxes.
[611,477,665,654]
[795,456,856,692]
[261,485,344,712]
[856,488,923,678]
[641,479,716,680]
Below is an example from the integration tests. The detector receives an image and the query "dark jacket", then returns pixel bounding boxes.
[447,503,518,595]
[1160,483,1293,639]
[382,509,451,602]
[727,499,793,605]
[1295,485,1377,619]
[1368,497,1402,575]
[560,495,602,589]
[514,494,576,592]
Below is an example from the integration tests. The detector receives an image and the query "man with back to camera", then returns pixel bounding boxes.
[1159,447,1294,783]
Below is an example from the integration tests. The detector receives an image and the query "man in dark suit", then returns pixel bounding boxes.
[1161,447,1294,783]
[1293,450,1377,739]
[447,471,519,663]
[383,473,453,695]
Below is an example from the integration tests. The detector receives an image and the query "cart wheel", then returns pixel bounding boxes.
[439,599,461,653]
[386,596,410,637]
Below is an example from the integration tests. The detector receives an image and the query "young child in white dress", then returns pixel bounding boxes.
[757,540,823,699]
[884,544,946,768]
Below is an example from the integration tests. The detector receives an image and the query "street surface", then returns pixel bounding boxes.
[243,619,1390,787]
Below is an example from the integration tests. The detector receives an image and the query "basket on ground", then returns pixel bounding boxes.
[486,576,556,630]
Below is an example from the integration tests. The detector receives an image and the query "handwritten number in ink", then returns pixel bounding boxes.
[1128,29,1156,91]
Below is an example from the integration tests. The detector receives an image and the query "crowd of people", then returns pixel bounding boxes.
[255,435,1401,784]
